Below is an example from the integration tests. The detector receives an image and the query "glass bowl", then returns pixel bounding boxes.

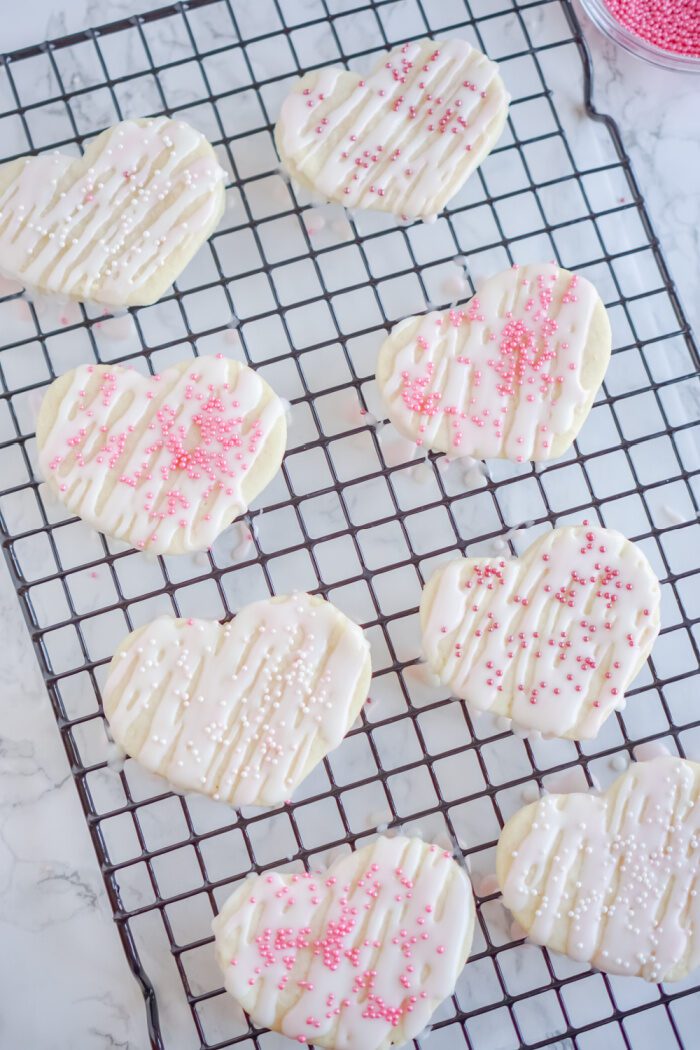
[578,0,700,73]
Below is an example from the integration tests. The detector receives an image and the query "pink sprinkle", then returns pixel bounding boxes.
[603,0,700,56]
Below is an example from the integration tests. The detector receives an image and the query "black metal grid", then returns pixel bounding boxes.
[0,0,699,1048]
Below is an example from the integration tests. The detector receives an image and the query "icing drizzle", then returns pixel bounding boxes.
[103,594,371,806]
[37,355,285,554]
[498,757,700,982]
[377,263,610,461]
[212,836,473,1048]
[276,38,509,220]
[0,117,225,306]
[420,525,660,739]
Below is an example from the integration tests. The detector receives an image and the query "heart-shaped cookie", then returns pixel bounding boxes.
[36,355,286,555]
[275,38,509,221]
[420,525,660,740]
[0,117,225,307]
[212,835,474,1048]
[376,263,611,462]
[497,756,700,982]
[103,593,371,807]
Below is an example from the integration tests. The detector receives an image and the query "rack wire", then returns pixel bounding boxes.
[0,0,698,1047]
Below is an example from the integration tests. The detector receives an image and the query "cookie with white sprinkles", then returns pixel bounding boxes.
[212,835,475,1048]
[497,756,700,982]
[0,117,225,307]
[420,525,660,740]
[376,262,611,462]
[275,38,509,221]
[36,355,286,555]
[103,593,372,807]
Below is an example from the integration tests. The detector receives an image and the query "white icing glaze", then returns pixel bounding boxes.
[544,768,590,795]
[377,426,420,469]
[103,594,372,807]
[212,836,474,1048]
[0,117,225,306]
[633,740,672,762]
[477,873,501,897]
[275,38,509,220]
[376,263,611,462]
[36,355,286,555]
[420,525,660,739]
[497,757,700,982]
[521,782,540,803]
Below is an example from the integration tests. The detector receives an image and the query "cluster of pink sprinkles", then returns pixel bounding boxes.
[447,526,652,710]
[400,266,578,459]
[48,356,264,548]
[604,0,700,57]
[305,43,488,199]
[231,849,453,1043]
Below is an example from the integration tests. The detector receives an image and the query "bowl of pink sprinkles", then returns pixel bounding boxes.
[579,0,700,72]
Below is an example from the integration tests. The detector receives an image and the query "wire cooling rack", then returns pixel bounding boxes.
[1,0,699,1047]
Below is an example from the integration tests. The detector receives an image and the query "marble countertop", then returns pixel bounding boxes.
[0,2,698,1049]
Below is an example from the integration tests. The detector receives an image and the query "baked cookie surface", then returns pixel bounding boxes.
[420,525,660,739]
[36,355,286,554]
[0,117,225,306]
[497,756,700,982]
[103,593,371,807]
[275,38,509,220]
[376,263,611,461]
[213,835,474,1048]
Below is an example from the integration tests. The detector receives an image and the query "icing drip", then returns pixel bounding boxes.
[377,263,610,462]
[420,525,660,739]
[37,355,286,554]
[276,38,509,220]
[0,117,226,306]
[498,757,700,982]
[103,594,372,807]
[212,836,474,1048]
[633,740,672,762]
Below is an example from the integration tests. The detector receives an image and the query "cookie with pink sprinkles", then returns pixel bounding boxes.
[36,355,286,555]
[376,262,611,462]
[212,835,474,1049]
[420,525,660,740]
[275,38,509,221]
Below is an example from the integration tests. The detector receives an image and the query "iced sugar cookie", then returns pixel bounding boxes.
[497,756,700,982]
[103,593,371,807]
[420,525,660,740]
[0,117,225,307]
[275,38,509,221]
[376,263,611,462]
[213,835,474,1048]
[36,355,285,555]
